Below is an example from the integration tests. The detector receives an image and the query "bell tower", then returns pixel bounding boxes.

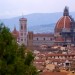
[19,17,27,46]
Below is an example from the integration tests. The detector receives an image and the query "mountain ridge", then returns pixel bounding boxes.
[0,12,75,33]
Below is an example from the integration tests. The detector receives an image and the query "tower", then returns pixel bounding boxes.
[27,31,33,49]
[19,17,27,46]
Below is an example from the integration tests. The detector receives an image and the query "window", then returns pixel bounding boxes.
[43,38,45,40]
[37,38,38,40]
[21,39,23,41]
[50,38,52,41]
[21,25,23,30]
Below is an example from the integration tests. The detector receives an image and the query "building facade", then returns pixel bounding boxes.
[12,18,54,49]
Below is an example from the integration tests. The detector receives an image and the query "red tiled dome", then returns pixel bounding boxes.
[55,16,71,33]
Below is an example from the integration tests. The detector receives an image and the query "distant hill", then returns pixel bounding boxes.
[0,12,75,33]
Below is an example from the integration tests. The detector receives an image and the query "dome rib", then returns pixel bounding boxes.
[64,16,66,28]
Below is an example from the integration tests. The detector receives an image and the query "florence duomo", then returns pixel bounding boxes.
[1,0,75,75]
[55,6,75,46]
[12,6,75,49]
[11,6,75,73]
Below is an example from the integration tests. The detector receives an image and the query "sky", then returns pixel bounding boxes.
[0,0,75,19]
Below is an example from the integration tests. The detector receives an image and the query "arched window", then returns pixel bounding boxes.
[43,38,45,40]
[21,25,23,30]
[50,38,52,41]
[37,38,38,40]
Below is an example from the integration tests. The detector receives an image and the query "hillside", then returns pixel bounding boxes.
[0,12,75,33]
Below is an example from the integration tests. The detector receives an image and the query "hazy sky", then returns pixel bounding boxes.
[0,0,75,19]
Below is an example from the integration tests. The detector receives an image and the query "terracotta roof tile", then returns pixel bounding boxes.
[55,37,64,42]
[33,33,54,37]
[40,72,68,75]
[55,16,71,32]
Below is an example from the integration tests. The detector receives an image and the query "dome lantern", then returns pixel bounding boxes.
[63,6,69,16]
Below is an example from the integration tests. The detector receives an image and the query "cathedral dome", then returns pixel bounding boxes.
[55,16,71,32]
[55,7,72,33]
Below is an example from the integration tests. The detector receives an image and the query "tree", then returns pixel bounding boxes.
[0,23,38,75]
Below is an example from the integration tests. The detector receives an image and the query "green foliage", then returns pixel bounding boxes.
[24,51,34,65]
[0,23,38,75]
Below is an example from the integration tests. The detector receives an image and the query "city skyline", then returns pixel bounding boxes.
[0,0,75,19]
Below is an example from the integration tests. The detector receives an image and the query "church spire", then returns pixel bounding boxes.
[63,6,69,16]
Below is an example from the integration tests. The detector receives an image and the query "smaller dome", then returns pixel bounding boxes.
[12,27,19,38]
